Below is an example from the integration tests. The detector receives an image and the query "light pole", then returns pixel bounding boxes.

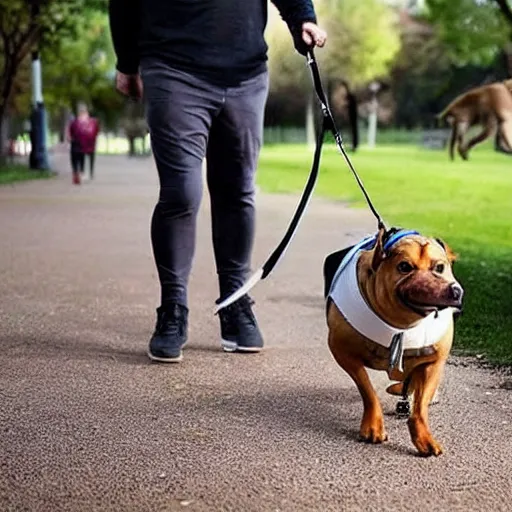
[29,2,49,170]
[367,81,380,149]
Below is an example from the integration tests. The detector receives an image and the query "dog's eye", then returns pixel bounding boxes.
[434,263,445,273]
[397,261,414,274]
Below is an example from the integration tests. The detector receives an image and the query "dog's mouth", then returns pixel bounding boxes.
[398,295,438,317]
[397,293,462,318]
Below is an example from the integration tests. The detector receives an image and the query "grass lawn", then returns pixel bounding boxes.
[0,163,53,186]
[257,142,512,365]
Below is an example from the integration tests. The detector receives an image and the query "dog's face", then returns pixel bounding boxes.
[359,231,464,328]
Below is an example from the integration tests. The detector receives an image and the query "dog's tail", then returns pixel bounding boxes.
[436,107,454,127]
[436,94,462,126]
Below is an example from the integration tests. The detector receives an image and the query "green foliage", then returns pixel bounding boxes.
[0,0,119,143]
[316,0,401,86]
[0,162,53,185]
[41,9,123,129]
[426,0,510,66]
[257,142,512,364]
[390,25,452,127]
[0,0,111,156]
[267,0,401,93]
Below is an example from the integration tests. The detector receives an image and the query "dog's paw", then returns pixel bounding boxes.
[408,417,443,456]
[360,417,388,444]
[414,436,443,457]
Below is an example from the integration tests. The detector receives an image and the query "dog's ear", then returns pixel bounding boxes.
[371,227,387,271]
[436,238,457,263]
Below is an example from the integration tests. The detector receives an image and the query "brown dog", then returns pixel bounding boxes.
[438,79,512,160]
[324,229,464,456]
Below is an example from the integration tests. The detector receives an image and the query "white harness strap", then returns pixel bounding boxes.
[328,237,453,353]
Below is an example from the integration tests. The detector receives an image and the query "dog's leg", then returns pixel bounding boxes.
[462,119,497,156]
[498,119,512,151]
[456,121,470,160]
[407,360,445,456]
[329,335,387,443]
[448,122,457,161]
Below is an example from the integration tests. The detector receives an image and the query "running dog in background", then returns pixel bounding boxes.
[438,79,512,160]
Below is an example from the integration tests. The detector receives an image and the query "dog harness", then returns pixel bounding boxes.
[327,233,454,372]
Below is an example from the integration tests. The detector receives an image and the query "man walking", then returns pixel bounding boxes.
[108,0,326,362]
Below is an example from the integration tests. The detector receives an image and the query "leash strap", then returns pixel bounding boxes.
[215,115,328,312]
[307,50,385,230]
[215,50,383,313]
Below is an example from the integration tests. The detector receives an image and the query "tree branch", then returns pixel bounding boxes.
[494,0,512,27]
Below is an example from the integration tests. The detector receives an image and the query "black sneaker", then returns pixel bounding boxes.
[217,295,264,353]
[147,304,188,363]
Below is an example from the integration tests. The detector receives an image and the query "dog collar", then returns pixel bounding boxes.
[327,236,454,367]
[383,230,420,252]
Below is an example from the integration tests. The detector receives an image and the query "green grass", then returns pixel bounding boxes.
[257,143,512,365]
[0,163,54,186]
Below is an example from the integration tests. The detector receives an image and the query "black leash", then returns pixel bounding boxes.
[306,50,385,230]
[215,50,385,312]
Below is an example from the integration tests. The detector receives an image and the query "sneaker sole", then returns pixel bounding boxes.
[147,349,183,363]
[221,339,262,353]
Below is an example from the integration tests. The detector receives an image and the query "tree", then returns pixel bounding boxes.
[0,0,107,160]
[265,0,401,142]
[426,0,511,69]
[316,0,401,86]
[267,0,401,90]
[40,9,123,139]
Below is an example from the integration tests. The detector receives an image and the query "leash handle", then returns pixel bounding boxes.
[306,50,386,231]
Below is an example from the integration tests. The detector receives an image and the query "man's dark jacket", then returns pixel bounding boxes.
[109,0,317,85]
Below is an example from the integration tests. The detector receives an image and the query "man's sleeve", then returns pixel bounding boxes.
[108,0,141,74]
[271,0,317,54]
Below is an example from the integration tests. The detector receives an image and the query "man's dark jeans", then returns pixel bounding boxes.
[140,60,269,308]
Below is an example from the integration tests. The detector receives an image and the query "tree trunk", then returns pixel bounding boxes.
[504,42,512,76]
[0,108,8,166]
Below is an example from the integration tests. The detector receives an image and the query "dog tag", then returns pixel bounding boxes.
[395,399,410,419]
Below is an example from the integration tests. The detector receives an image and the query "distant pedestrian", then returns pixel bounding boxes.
[67,103,100,184]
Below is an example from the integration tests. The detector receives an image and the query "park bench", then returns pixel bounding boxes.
[421,129,451,149]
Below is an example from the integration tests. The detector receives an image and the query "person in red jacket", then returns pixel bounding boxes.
[67,103,100,184]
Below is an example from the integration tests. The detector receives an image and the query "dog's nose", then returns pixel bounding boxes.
[450,283,464,302]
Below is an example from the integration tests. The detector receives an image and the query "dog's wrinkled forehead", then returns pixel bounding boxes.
[382,229,446,257]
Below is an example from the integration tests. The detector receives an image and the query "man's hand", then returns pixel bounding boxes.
[301,22,327,49]
[115,71,143,100]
